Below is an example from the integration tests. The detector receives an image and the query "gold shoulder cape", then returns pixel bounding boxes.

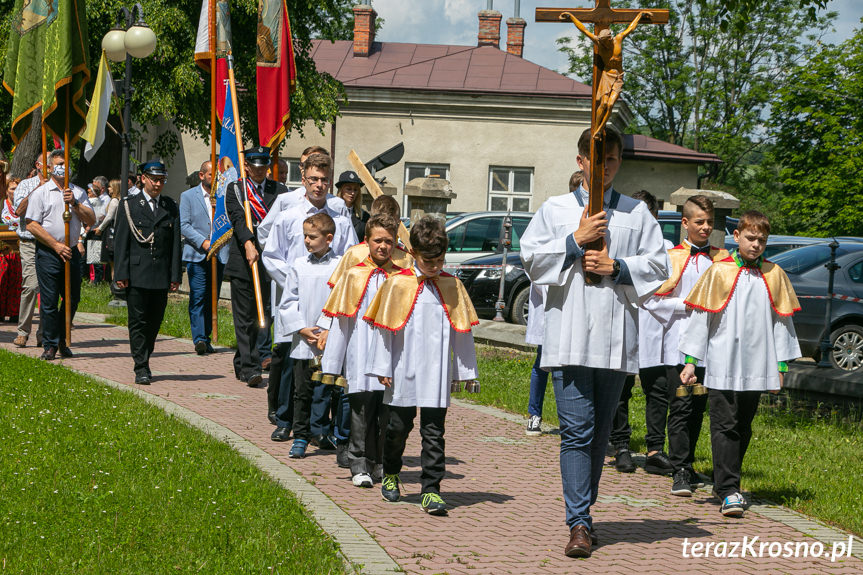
[363,270,479,333]
[327,243,414,288]
[684,257,801,316]
[655,243,730,296]
[322,258,403,319]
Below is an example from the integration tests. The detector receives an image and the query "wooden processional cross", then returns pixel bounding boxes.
[536,1,668,217]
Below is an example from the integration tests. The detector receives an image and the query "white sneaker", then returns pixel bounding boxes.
[352,473,373,488]
[526,415,542,436]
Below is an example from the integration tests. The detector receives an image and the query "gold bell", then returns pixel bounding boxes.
[321,374,336,386]
[311,371,323,382]
[464,380,481,394]
[692,384,707,396]
[335,376,348,388]
[675,385,692,398]
[309,356,322,369]
[450,381,463,393]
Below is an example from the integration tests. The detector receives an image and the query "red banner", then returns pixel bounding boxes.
[195,0,231,121]
[256,0,296,149]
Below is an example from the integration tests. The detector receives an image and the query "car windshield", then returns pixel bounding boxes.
[770,243,851,274]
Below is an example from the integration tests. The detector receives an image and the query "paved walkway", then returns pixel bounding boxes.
[2,315,862,574]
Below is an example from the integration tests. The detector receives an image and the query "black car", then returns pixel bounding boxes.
[451,251,530,325]
[770,242,863,371]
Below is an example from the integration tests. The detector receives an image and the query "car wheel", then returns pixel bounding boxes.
[829,324,863,371]
[510,286,530,325]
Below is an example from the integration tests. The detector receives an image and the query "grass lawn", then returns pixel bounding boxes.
[0,349,346,573]
[456,346,863,537]
[75,283,863,537]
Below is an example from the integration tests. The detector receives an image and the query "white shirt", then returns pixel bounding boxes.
[519,190,669,374]
[365,268,479,408]
[12,175,41,240]
[679,265,801,392]
[278,251,340,360]
[258,188,349,246]
[25,179,91,244]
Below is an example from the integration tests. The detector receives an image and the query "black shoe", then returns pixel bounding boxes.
[686,467,707,489]
[271,427,291,442]
[205,343,216,354]
[246,373,263,388]
[644,451,674,476]
[317,434,336,451]
[336,442,350,468]
[614,449,636,473]
[58,346,73,358]
[134,371,151,385]
[40,347,57,361]
[195,341,207,355]
[671,468,694,497]
[267,410,278,425]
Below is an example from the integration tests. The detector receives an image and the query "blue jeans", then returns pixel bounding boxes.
[35,245,81,350]
[528,345,550,417]
[553,366,627,530]
[185,260,224,345]
[310,384,350,441]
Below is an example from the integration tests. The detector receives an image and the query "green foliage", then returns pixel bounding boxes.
[1,0,359,161]
[768,31,863,236]
[0,349,347,572]
[556,0,834,192]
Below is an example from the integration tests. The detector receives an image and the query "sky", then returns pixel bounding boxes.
[369,0,863,76]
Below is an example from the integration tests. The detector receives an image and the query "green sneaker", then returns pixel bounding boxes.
[381,474,401,502]
[421,492,447,515]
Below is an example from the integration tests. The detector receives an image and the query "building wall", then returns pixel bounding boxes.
[615,160,699,207]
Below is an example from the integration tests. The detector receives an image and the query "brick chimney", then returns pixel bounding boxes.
[506,17,526,57]
[353,4,376,57]
[477,10,502,48]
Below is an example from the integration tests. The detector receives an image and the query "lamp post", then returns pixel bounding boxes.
[101,3,157,199]
[817,239,841,368]
[493,213,512,322]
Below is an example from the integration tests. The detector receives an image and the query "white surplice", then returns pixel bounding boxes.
[261,197,358,343]
[365,271,479,408]
[320,266,391,394]
[520,189,669,373]
[278,251,340,360]
[637,239,676,369]
[525,283,547,346]
[679,267,801,392]
[641,240,710,367]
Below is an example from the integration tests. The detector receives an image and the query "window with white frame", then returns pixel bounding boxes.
[403,163,451,216]
[281,158,304,188]
[488,167,533,212]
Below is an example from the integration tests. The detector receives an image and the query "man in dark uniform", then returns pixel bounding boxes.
[114,161,182,385]
[224,146,289,387]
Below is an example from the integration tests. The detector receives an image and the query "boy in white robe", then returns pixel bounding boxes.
[278,213,341,459]
[610,190,675,476]
[364,216,479,516]
[641,195,729,495]
[519,128,669,558]
[319,215,405,487]
[260,153,358,443]
[680,210,801,518]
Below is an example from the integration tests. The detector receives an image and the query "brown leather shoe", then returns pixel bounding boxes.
[564,525,591,558]
[13,335,27,348]
[261,357,272,372]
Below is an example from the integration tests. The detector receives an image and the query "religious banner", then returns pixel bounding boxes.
[3,0,91,147]
[195,0,232,121]
[256,0,296,148]
[82,50,115,161]
[207,83,238,260]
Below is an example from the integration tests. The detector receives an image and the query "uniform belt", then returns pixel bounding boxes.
[18,237,35,242]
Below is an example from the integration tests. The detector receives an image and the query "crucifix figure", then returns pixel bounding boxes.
[537,1,668,217]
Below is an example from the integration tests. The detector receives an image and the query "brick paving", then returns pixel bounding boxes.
[2,315,862,574]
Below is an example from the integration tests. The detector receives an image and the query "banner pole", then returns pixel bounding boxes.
[63,92,72,346]
[209,0,219,344]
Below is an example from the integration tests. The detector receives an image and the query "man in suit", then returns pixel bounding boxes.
[114,161,182,385]
[225,146,289,387]
[180,160,229,355]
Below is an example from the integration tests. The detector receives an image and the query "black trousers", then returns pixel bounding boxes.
[383,405,447,494]
[35,244,81,350]
[228,275,270,379]
[610,366,670,452]
[709,389,761,499]
[269,343,293,427]
[348,391,388,476]
[291,357,322,440]
[127,286,168,373]
[666,364,708,472]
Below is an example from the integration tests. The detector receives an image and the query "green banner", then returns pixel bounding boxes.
[3,0,91,147]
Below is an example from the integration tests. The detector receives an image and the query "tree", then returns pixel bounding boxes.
[0,0,364,165]
[767,30,863,236]
[556,0,834,189]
